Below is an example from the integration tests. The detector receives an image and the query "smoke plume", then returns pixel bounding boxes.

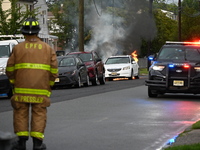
[64,0,157,61]
[83,0,157,61]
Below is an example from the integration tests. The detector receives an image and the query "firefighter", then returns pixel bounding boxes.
[6,18,58,150]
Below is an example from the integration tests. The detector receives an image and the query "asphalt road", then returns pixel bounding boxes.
[0,76,147,112]
[1,76,200,150]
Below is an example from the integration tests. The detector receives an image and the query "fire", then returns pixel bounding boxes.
[113,77,135,81]
[131,50,138,62]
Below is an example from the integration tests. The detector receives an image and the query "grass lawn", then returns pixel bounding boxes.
[164,120,200,150]
[139,68,148,75]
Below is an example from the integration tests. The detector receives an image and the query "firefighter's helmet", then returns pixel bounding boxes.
[20,18,41,35]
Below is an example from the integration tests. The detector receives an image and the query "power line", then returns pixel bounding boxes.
[92,0,102,17]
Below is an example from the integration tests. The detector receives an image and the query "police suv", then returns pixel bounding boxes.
[145,41,200,97]
[0,40,23,98]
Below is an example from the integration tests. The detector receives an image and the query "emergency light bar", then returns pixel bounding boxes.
[165,41,200,45]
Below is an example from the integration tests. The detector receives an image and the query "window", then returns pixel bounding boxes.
[58,58,75,67]
[79,53,93,62]
[93,52,99,60]
[185,48,200,61]
[105,57,130,64]
[158,48,185,60]
[0,45,10,58]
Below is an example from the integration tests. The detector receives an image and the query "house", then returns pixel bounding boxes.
[1,0,58,51]
[161,9,177,20]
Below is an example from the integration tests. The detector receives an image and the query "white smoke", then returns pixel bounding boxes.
[85,12,125,61]
[83,0,156,61]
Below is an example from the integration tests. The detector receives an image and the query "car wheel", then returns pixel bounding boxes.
[91,74,98,86]
[134,71,140,79]
[134,75,139,79]
[148,86,158,98]
[99,73,105,85]
[83,74,90,87]
[128,70,133,80]
[75,76,81,88]
[7,88,13,99]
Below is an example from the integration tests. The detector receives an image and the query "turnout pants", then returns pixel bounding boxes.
[11,100,49,140]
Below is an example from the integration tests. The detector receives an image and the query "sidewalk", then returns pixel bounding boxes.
[162,125,200,149]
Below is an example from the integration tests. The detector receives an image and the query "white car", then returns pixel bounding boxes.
[0,39,24,98]
[104,55,139,81]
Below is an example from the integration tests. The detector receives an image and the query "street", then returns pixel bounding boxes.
[1,76,200,150]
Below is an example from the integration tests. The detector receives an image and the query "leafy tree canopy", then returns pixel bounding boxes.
[181,0,200,41]
[0,0,37,40]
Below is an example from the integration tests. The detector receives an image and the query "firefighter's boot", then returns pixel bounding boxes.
[32,137,46,150]
[14,136,28,150]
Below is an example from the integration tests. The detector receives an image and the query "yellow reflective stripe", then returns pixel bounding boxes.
[32,21,36,26]
[30,132,44,139]
[49,81,55,86]
[23,21,27,25]
[23,21,39,26]
[51,68,58,74]
[32,21,39,26]
[6,66,15,72]
[7,63,56,73]
[25,21,30,26]
[15,63,50,71]
[15,88,51,97]
[16,131,29,137]
[9,79,15,84]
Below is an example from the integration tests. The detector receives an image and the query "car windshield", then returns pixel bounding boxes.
[157,47,200,61]
[58,57,75,67]
[71,53,93,62]
[105,57,130,64]
[0,45,10,58]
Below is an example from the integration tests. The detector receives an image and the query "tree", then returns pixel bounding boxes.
[48,0,180,57]
[48,0,93,50]
[48,0,79,50]
[151,9,177,53]
[0,0,37,39]
[154,0,178,15]
[181,0,200,41]
[140,9,178,56]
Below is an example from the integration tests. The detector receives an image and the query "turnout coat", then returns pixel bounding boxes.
[6,35,58,104]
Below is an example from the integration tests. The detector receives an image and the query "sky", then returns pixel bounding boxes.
[166,0,178,4]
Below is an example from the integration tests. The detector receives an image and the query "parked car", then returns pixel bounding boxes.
[0,40,23,98]
[56,50,67,56]
[145,41,200,97]
[67,51,105,85]
[104,55,139,81]
[54,55,89,88]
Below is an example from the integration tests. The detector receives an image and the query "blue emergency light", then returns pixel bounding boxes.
[168,64,174,68]
[148,57,153,60]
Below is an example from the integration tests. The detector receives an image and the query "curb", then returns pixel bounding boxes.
[161,125,200,149]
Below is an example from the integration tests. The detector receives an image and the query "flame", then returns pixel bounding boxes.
[113,77,135,81]
[131,50,138,62]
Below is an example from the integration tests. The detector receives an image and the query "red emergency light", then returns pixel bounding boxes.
[166,41,200,46]
[183,41,200,46]
[183,64,190,69]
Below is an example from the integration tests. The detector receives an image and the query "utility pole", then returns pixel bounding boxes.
[147,0,153,69]
[178,0,181,41]
[79,0,84,52]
